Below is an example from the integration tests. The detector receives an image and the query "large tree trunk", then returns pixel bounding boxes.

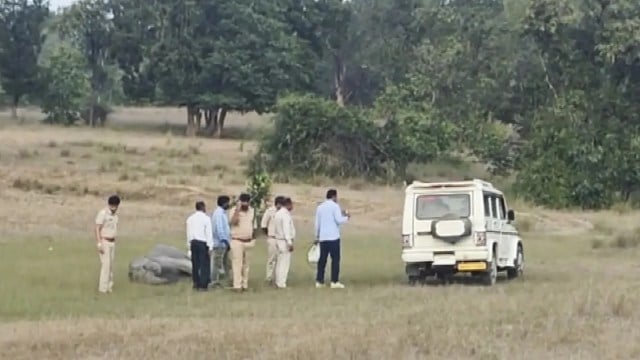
[215,108,227,138]
[195,107,202,131]
[11,94,19,119]
[185,105,197,137]
[202,107,228,138]
[334,54,347,107]
[88,94,97,127]
[203,107,219,137]
[204,108,213,128]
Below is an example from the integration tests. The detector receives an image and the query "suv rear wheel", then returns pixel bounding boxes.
[482,252,498,286]
[507,244,524,279]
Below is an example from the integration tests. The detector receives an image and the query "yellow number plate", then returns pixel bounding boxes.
[457,262,487,271]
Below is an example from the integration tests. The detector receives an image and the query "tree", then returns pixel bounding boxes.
[40,44,90,125]
[0,0,49,118]
[108,0,159,103]
[58,0,112,126]
[148,0,316,137]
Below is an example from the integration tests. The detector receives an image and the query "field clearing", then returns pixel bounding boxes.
[1,107,640,359]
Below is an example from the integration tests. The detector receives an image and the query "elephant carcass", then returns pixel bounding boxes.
[128,244,192,285]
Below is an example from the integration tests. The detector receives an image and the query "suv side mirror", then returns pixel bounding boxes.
[507,210,515,221]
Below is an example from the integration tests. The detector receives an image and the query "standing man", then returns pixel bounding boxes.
[95,195,121,294]
[261,195,285,284]
[273,197,295,289]
[230,193,255,292]
[211,195,232,287]
[186,201,214,291]
[314,189,350,289]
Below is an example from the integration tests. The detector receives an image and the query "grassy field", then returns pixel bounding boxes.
[1,107,640,359]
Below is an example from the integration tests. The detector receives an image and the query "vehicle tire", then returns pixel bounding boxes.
[482,253,498,286]
[507,244,524,279]
[408,276,419,286]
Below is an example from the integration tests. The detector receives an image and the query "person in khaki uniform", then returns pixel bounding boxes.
[230,193,255,292]
[260,195,284,284]
[273,197,295,289]
[95,195,121,294]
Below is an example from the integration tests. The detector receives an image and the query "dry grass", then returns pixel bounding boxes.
[1,107,640,359]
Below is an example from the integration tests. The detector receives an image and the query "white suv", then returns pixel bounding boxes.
[401,179,524,286]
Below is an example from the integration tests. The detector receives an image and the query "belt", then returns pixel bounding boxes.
[232,237,252,243]
[102,237,115,242]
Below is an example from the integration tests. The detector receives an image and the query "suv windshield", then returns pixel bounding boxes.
[415,193,470,220]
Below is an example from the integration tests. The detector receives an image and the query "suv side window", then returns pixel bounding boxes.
[496,196,506,220]
[483,193,492,217]
[490,195,498,219]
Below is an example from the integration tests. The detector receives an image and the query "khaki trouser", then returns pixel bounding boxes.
[98,241,115,293]
[265,237,278,281]
[274,239,292,288]
[230,239,255,289]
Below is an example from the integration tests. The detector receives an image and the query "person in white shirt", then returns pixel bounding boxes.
[260,195,284,284]
[273,197,295,289]
[314,189,350,289]
[186,201,214,291]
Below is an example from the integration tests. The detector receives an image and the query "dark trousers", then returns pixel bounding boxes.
[190,240,211,289]
[316,239,341,283]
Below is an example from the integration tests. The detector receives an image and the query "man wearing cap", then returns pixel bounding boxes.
[229,193,256,292]
[95,195,121,294]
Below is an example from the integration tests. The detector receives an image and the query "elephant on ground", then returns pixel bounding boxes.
[128,244,192,285]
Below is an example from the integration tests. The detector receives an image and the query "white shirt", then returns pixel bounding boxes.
[274,208,296,245]
[186,211,214,250]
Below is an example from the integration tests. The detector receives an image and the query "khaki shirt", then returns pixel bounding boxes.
[274,208,295,245]
[95,207,118,238]
[230,206,254,240]
[260,206,277,237]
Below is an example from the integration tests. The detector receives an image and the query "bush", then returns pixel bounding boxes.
[513,92,638,209]
[257,94,387,179]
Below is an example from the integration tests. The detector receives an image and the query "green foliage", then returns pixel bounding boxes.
[258,93,461,181]
[4,0,640,211]
[257,94,388,179]
[40,45,91,125]
[244,157,272,227]
[0,0,50,112]
[58,0,113,125]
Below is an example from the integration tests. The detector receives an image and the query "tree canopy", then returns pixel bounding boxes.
[2,0,640,209]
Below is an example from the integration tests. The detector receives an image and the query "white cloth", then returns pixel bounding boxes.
[260,206,278,237]
[186,211,214,250]
[274,208,295,245]
[265,237,278,281]
[273,208,295,288]
[275,239,291,288]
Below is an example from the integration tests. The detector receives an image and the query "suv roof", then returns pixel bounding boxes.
[405,179,501,194]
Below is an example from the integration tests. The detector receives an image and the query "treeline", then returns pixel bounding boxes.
[2,0,640,209]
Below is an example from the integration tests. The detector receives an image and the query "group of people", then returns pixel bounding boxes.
[93,189,351,294]
[185,188,351,292]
